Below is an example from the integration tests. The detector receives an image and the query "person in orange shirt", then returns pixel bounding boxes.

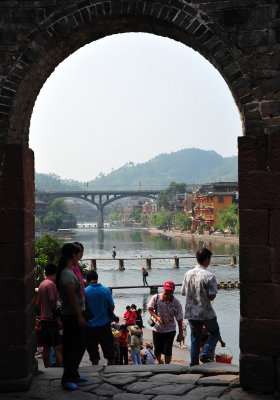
[123,305,137,325]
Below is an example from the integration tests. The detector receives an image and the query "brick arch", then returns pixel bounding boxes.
[2,1,260,145]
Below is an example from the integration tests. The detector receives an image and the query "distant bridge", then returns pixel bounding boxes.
[36,190,160,228]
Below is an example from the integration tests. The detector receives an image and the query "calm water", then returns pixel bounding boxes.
[67,227,240,363]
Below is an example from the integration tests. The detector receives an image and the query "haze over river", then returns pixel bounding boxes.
[67,226,240,363]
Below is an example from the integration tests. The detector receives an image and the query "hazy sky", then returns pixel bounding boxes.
[30,33,242,182]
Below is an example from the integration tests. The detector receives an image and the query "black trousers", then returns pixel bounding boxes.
[119,347,128,365]
[61,315,86,384]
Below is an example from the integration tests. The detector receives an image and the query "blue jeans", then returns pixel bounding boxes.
[188,317,220,366]
[130,350,142,365]
[143,275,148,286]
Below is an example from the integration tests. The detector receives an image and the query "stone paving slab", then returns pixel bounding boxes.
[102,375,137,386]
[189,364,239,376]
[142,383,195,395]
[183,385,227,399]
[113,394,153,400]
[125,381,170,393]
[198,375,240,386]
[148,373,202,384]
[104,372,153,378]
[104,365,189,374]
[91,382,123,396]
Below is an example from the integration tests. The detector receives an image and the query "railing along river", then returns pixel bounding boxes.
[82,255,239,293]
[83,254,238,270]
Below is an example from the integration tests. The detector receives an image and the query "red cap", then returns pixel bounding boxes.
[163,281,175,291]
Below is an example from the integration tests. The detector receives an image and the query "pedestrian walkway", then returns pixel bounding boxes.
[2,363,277,400]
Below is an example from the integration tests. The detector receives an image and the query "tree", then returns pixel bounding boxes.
[35,217,41,230]
[34,234,63,286]
[157,182,187,209]
[174,213,191,230]
[49,198,68,215]
[216,204,239,234]
[109,212,123,221]
[130,208,142,222]
[148,211,172,228]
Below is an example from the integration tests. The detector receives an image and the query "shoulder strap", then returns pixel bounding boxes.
[154,294,159,315]
[148,349,156,359]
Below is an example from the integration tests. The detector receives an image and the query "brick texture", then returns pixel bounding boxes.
[0,0,280,394]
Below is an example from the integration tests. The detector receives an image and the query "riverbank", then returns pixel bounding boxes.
[148,228,239,245]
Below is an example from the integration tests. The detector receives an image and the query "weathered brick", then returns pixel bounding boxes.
[239,172,280,209]
[239,209,268,245]
[0,273,34,312]
[0,208,34,243]
[239,245,270,282]
[240,318,280,356]
[270,211,280,245]
[238,136,267,173]
[241,282,280,320]
[268,133,280,171]
[0,242,34,278]
[240,354,275,393]
[0,144,34,178]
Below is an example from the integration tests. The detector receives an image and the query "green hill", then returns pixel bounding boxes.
[88,148,237,189]
[35,148,237,191]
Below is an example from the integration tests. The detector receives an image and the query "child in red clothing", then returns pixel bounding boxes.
[123,305,137,325]
[117,325,129,365]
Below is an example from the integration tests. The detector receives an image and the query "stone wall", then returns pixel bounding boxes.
[0,0,280,393]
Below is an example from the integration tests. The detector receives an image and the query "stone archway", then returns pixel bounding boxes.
[0,0,279,393]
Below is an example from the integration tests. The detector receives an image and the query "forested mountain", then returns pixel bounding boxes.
[35,148,237,191]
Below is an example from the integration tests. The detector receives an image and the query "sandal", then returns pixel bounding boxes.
[75,377,88,383]
[62,382,79,390]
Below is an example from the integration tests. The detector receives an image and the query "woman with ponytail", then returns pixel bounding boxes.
[57,243,87,391]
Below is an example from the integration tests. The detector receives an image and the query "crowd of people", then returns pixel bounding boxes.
[35,243,225,391]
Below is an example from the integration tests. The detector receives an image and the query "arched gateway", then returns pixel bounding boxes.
[0,0,279,393]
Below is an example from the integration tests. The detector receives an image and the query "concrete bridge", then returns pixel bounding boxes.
[36,190,160,228]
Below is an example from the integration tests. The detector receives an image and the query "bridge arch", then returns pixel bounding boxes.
[37,190,160,228]
[0,0,279,394]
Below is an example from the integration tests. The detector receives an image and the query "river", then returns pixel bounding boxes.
[66,226,240,364]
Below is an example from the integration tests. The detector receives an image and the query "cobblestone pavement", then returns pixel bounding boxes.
[1,363,278,400]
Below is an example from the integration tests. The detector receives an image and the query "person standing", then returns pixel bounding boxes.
[72,242,85,299]
[85,270,115,365]
[181,247,220,366]
[147,281,183,364]
[56,243,87,391]
[112,246,117,259]
[128,325,143,365]
[142,267,148,286]
[118,325,129,365]
[123,305,137,326]
[38,263,63,368]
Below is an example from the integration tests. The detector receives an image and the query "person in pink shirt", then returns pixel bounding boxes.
[38,263,63,368]
[147,281,183,364]
[72,242,85,298]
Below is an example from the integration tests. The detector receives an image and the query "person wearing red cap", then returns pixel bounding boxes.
[147,281,183,364]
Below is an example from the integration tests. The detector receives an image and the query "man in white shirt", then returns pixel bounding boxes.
[181,248,220,366]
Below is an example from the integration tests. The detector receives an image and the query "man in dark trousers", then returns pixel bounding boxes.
[181,247,220,366]
[85,270,115,365]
